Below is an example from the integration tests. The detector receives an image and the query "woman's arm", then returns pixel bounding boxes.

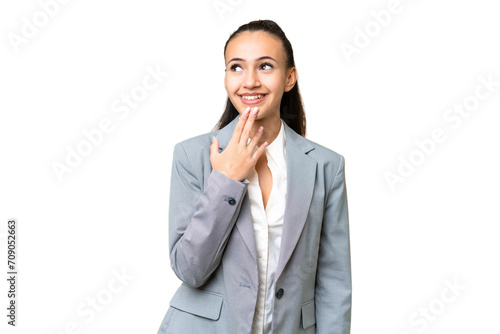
[168,141,249,288]
[168,109,266,288]
[315,154,352,333]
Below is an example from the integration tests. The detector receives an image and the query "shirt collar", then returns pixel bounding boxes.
[265,118,286,174]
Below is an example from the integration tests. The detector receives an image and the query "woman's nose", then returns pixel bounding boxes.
[243,69,260,88]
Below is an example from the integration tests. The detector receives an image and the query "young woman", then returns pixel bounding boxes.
[157,19,351,334]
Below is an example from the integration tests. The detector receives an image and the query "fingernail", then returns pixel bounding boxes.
[244,107,251,116]
[252,107,259,116]
[258,126,263,133]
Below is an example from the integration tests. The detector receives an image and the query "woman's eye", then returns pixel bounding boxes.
[261,62,273,70]
[230,64,242,72]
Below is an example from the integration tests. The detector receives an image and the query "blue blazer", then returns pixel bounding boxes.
[157,115,352,334]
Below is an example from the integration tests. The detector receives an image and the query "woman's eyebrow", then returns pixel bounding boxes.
[227,56,277,63]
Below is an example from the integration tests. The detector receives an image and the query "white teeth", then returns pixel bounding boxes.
[241,95,264,100]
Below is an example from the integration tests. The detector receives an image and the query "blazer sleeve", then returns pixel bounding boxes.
[168,142,250,288]
[315,154,352,333]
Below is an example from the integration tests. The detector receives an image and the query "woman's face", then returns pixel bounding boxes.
[224,31,296,121]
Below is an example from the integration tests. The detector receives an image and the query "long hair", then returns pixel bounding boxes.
[212,19,307,137]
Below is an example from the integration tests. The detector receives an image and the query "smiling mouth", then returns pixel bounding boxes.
[240,94,266,100]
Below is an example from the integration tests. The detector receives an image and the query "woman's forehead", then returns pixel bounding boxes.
[225,31,284,61]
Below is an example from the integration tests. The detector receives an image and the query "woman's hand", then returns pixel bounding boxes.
[210,106,268,182]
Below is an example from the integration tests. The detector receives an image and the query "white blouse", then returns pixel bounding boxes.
[247,119,287,334]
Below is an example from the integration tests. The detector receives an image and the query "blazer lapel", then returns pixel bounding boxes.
[276,121,316,280]
[214,115,317,278]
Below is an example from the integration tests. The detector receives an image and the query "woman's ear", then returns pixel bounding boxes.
[284,67,297,92]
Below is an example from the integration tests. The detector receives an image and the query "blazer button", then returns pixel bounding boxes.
[228,198,236,206]
[276,288,284,299]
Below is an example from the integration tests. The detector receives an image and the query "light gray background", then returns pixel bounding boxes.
[1,0,499,333]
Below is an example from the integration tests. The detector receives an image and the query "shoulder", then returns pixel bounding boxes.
[293,134,347,191]
[299,135,345,171]
[174,130,218,152]
[170,130,219,173]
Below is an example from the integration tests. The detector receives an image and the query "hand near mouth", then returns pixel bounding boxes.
[210,106,268,182]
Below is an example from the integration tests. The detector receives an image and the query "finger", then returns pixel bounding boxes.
[252,140,268,160]
[229,107,251,145]
[247,125,264,152]
[210,136,219,157]
[239,107,258,146]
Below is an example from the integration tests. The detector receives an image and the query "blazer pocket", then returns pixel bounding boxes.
[301,298,316,329]
[169,283,224,321]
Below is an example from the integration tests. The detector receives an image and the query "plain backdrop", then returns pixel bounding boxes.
[1,0,499,333]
